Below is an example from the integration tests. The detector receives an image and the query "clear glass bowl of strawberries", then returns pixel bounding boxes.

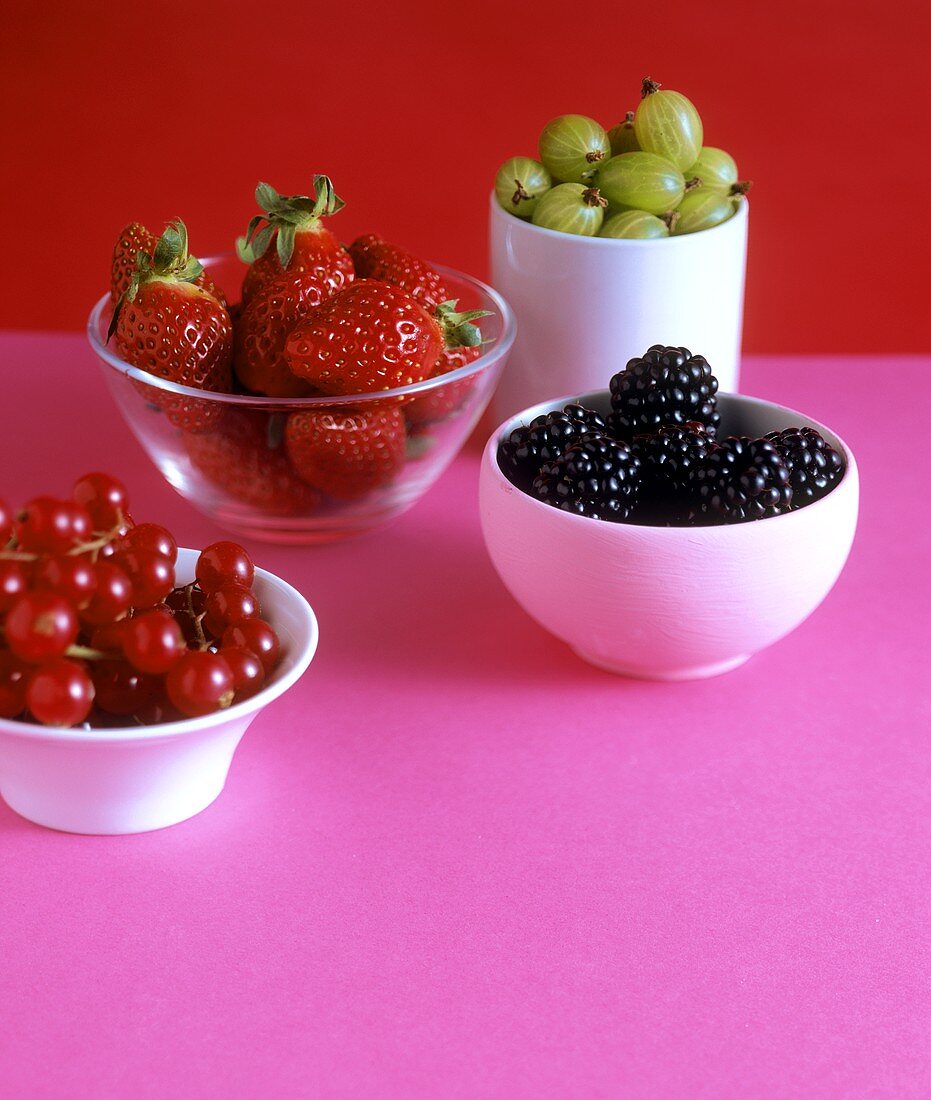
[87,178,516,543]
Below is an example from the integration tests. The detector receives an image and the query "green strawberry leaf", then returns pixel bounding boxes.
[255,182,280,213]
[434,300,494,349]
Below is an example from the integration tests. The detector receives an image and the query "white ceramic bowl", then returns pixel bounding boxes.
[480,391,859,680]
[489,193,748,423]
[0,549,318,834]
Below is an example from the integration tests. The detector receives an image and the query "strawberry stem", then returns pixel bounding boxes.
[434,300,493,350]
[107,220,203,340]
[241,175,345,269]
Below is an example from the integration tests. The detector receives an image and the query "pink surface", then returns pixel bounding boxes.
[0,334,929,1097]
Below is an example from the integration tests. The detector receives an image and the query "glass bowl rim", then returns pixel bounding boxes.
[87,257,517,409]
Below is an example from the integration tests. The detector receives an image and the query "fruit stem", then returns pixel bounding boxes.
[684,177,703,193]
[660,210,680,232]
[66,644,108,661]
[730,181,753,196]
[511,179,532,206]
[641,77,661,97]
[185,582,210,651]
[434,300,493,350]
[582,187,609,209]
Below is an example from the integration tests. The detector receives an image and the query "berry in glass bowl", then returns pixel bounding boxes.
[88,178,515,544]
[0,474,317,834]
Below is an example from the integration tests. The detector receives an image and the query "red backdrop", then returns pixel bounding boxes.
[1,0,927,351]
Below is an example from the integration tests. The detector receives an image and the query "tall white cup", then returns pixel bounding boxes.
[488,193,748,423]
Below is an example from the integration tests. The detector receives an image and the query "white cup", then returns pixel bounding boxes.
[488,193,748,423]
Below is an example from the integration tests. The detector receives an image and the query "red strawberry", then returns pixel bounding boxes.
[233,267,353,398]
[110,220,232,431]
[285,407,407,499]
[111,222,227,306]
[285,280,488,396]
[405,346,484,427]
[348,234,451,308]
[185,410,321,516]
[238,177,353,305]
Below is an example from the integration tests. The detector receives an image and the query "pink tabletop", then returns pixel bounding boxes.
[0,335,928,1097]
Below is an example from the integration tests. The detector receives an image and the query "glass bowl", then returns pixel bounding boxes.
[87,256,515,543]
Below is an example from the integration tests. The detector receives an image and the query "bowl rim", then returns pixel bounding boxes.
[489,186,748,246]
[0,548,319,744]
[87,258,517,409]
[485,388,858,534]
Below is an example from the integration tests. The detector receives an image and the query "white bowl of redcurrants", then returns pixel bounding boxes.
[0,475,318,834]
[490,77,749,421]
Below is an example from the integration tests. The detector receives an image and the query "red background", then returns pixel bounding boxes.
[1,0,927,351]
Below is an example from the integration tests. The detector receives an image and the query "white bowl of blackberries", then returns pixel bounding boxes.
[480,346,859,680]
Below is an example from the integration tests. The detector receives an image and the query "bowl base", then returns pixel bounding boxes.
[204,506,404,545]
[0,777,227,835]
[573,649,751,681]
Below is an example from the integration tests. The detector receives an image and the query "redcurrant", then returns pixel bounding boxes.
[120,522,178,564]
[34,555,97,610]
[166,651,235,718]
[221,619,280,673]
[73,473,129,530]
[26,658,95,727]
[204,583,260,636]
[115,549,175,609]
[81,561,133,626]
[89,620,129,654]
[0,650,29,718]
[221,645,266,701]
[16,497,92,554]
[5,592,79,663]
[0,498,13,545]
[91,659,159,717]
[122,609,185,674]
[0,560,29,613]
[196,542,254,592]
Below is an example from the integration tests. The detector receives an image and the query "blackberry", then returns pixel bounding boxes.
[765,427,844,507]
[498,403,606,489]
[608,345,720,440]
[531,435,641,521]
[631,421,714,523]
[693,436,792,524]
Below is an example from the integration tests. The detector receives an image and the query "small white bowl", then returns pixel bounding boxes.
[480,391,859,680]
[0,549,318,834]
[489,193,748,423]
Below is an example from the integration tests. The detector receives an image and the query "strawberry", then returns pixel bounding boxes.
[285,407,407,499]
[405,346,484,427]
[185,410,321,516]
[111,221,227,306]
[348,234,451,308]
[237,177,353,305]
[285,280,489,396]
[233,267,354,398]
[109,220,232,431]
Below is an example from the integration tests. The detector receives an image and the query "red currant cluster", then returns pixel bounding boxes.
[0,474,281,728]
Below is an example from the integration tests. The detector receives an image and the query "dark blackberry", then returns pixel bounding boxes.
[765,427,845,507]
[531,435,641,521]
[631,421,714,523]
[498,403,606,489]
[693,436,792,524]
[608,345,720,440]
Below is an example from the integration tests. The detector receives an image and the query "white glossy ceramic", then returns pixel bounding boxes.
[480,391,858,680]
[0,549,318,834]
[489,193,748,423]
